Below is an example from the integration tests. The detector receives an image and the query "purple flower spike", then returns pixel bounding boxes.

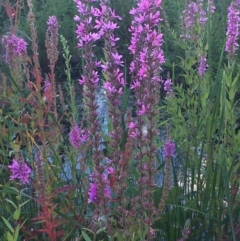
[88,182,98,203]
[8,159,31,184]
[164,141,175,159]
[225,3,240,59]
[47,15,59,32]
[198,55,208,77]
[2,34,27,63]
[164,78,172,95]
[69,124,88,148]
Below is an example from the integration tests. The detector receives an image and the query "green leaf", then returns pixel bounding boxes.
[229,86,236,103]
[13,208,21,221]
[7,231,14,241]
[0,186,19,195]
[13,225,20,241]
[2,217,14,233]
[232,74,239,89]
[222,152,236,241]
[19,200,30,208]
[82,231,92,241]
[5,199,17,209]
[223,70,231,87]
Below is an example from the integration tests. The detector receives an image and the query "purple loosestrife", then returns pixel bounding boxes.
[129,0,164,238]
[92,1,130,225]
[74,0,110,221]
[27,0,41,86]
[69,124,89,148]
[88,172,111,204]
[225,2,240,61]
[198,54,208,77]
[45,15,59,118]
[46,16,59,69]
[43,80,52,103]
[208,0,216,14]
[164,78,173,95]
[8,153,31,184]
[180,0,208,39]
[2,34,27,64]
[158,136,174,216]
[164,140,175,159]
[2,33,29,83]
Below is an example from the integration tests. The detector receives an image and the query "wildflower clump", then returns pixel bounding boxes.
[8,154,31,184]
[198,55,208,77]
[2,34,27,63]
[69,124,89,148]
[225,2,240,60]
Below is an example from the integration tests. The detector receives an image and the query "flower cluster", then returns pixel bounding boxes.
[225,2,240,60]
[198,54,208,77]
[46,15,59,69]
[91,2,124,103]
[69,124,89,148]
[47,15,59,32]
[8,157,31,184]
[180,0,208,39]
[128,1,165,238]
[2,34,27,63]
[129,0,164,117]
[164,140,175,159]
[43,80,52,102]
[129,0,164,83]
[208,0,216,14]
[88,169,112,204]
[164,78,173,95]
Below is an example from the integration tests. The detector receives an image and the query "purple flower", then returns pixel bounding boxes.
[8,159,31,184]
[180,0,207,39]
[88,182,98,203]
[2,34,27,63]
[164,141,175,159]
[47,16,59,32]
[138,104,146,116]
[130,80,140,89]
[111,52,123,66]
[69,124,88,148]
[104,187,111,199]
[164,78,172,94]
[129,122,136,129]
[181,2,198,29]
[208,0,216,14]
[198,55,208,77]
[225,3,240,59]
[88,173,111,203]
[104,81,116,93]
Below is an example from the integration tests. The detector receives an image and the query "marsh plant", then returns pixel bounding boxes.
[0,0,240,240]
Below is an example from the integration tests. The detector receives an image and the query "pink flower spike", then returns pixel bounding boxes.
[164,141,175,158]
[164,78,172,94]
[88,183,98,203]
[69,124,88,148]
[8,159,31,184]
